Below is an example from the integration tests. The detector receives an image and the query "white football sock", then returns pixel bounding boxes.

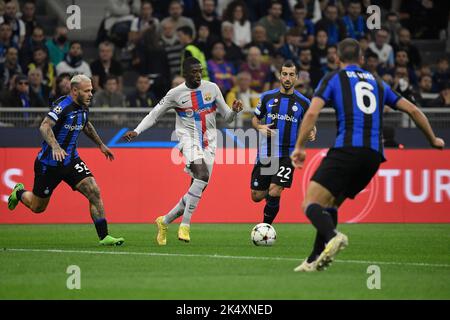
[181,179,208,226]
[163,195,187,224]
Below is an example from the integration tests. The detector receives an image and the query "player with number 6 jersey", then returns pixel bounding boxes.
[250,60,316,225]
[7,75,124,246]
[291,38,445,272]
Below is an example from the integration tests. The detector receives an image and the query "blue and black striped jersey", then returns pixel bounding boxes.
[254,88,310,158]
[37,95,88,166]
[314,65,402,155]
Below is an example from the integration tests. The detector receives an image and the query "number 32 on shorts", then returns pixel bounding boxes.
[74,161,91,175]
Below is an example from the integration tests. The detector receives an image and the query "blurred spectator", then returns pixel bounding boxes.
[0,0,4,16]
[432,57,449,92]
[207,41,236,94]
[368,28,395,69]
[160,19,183,78]
[27,45,55,90]
[399,0,448,39]
[359,35,369,55]
[177,26,209,80]
[0,0,25,48]
[390,49,417,86]
[287,2,314,49]
[171,75,185,88]
[240,46,270,93]
[414,75,436,108]
[243,25,275,64]
[126,75,156,108]
[301,0,322,23]
[341,0,366,40]
[221,21,245,71]
[0,74,45,111]
[129,1,160,46]
[417,64,433,78]
[295,71,313,98]
[364,51,380,77]
[92,75,126,108]
[257,1,286,49]
[194,24,215,60]
[49,72,71,104]
[384,11,402,45]
[21,0,37,40]
[298,48,322,88]
[277,28,301,66]
[28,67,50,105]
[194,0,221,39]
[135,24,170,98]
[393,28,421,69]
[392,65,416,103]
[0,46,21,90]
[90,41,123,91]
[315,4,347,46]
[56,41,92,77]
[225,71,259,127]
[45,26,69,66]
[20,25,45,70]
[311,29,328,69]
[321,45,338,74]
[161,0,196,38]
[0,22,16,65]
[222,0,251,48]
[427,83,450,108]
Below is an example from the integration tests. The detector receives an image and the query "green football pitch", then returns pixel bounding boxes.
[1,223,449,300]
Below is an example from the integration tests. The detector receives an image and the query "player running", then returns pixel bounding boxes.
[123,57,243,245]
[7,74,125,246]
[291,38,445,272]
[250,60,316,224]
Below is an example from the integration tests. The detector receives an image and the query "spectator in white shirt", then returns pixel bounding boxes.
[56,41,92,77]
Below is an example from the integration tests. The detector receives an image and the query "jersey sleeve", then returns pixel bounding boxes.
[214,83,237,123]
[134,89,175,134]
[313,72,336,103]
[47,102,70,123]
[253,94,267,120]
[383,81,402,109]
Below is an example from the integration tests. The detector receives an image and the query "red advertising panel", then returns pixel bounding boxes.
[1,148,449,223]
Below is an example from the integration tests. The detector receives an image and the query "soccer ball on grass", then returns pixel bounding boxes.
[251,223,276,246]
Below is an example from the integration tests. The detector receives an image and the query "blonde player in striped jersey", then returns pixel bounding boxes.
[123,57,243,245]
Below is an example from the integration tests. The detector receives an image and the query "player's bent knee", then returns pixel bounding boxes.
[251,191,265,202]
[31,205,46,214]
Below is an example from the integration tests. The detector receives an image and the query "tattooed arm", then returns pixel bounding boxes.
[39,117,67,161]
[83,121,115,161]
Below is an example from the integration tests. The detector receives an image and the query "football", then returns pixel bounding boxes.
[251,223,277,246]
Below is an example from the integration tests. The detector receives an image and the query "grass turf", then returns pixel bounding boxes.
[0,223,449,300]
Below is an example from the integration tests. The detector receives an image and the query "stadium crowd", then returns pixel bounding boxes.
[0,0,449,127]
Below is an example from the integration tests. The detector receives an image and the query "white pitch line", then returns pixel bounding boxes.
[2,248,450,269]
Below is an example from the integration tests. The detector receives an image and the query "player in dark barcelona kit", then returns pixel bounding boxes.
[7,74,124,246]
[291,38,444,272]
[250,61,316,225]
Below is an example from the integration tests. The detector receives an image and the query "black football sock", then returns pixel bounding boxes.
[263,195,280,224]
[16,189,26,202]
[94,218,109,240]
[307,207,338,263]
[305,203,337,243]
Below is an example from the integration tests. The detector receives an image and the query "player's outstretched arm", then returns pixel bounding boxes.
[396,98,445,149]
[39,117,67,162]
[252,115,275,137]
[83,121,114,161]
[291,97,325,168]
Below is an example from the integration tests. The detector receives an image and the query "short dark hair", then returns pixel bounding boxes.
[280,60,297,73]
[177,26,193,38]
[337,38,361,63]
[183,57,201,73]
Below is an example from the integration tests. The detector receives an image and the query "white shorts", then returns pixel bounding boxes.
[178,142,215,178]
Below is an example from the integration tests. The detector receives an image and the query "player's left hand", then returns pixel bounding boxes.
[100,144,115,161]
[232,100,243,113]
[291,147,306,169]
